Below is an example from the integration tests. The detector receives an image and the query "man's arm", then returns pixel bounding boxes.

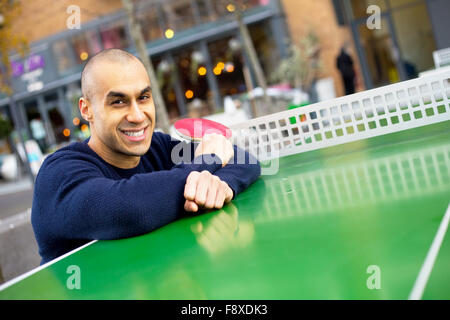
[32,153,222,243]
[212,144,261,198]
[165,134,260,211]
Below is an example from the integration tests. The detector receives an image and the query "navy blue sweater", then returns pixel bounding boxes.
[32,132,260,264]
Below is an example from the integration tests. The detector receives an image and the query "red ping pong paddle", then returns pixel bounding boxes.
[174,118,232,142]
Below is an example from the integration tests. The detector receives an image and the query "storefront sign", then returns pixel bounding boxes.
[11,54,45,78]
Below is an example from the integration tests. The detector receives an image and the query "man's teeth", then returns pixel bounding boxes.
[123,130,144,137]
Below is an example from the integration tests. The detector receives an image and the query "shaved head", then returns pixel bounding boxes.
[78,48,155,169]
[81,49,144,101]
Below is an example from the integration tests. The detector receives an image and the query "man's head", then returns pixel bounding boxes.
[79,49,155,168]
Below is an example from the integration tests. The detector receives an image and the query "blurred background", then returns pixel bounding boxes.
[0,0,449,284]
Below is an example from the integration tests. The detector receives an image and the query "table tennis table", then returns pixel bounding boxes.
[0,70,449,300]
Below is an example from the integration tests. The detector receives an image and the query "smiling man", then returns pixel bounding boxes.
[31,49,260,264]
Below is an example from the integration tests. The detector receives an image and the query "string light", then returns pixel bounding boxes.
[165,28,174,39]
[63,128,71,137]
[198,66,207,76]
[225,63,235,73]
[227,4,235,12]
[185,90,194,99]
[80,52,88,61]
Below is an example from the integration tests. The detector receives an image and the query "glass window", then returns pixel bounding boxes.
[173,46,213,118]
[100,22,129,50]
[236,0,268,10]
[71,30,102,63]
[162,0,196,32]
[248,21,280,84]
[210,1,228,20]
[358,17,399,86]
[208,36,247,99]
[388,0,422,9]
[138,6,163,42]
[391,2,436,76]
[350,0,387,19]
[52,39,76,74]
[196,0,215,23]
[154,56,181,122]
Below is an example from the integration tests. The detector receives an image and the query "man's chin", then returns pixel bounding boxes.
[121,145,150,156]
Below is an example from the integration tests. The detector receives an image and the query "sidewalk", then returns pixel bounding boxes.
[0,178,39,284]
[0,178,33,197]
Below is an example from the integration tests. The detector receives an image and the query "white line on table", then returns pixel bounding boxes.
[408,203,450,300]
[0,240,97,291]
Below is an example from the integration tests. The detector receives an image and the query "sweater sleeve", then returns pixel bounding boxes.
[211,145,261,199]
[162,133,261,198]
[32,152,222,243]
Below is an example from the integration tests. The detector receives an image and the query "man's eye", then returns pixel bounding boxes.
[139,95,150,101]
[112,99,125,105]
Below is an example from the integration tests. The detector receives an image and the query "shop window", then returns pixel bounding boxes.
[248,21,279,84]
[154,56,181,122]
[52,40,77,75]
[208,36,247,99]
[388,0,421,9]
[71,30,103,64]
[173,46,213,118]
[162,0,196,32]
[138,4,163,42]
[391,2,436,76]
[100,22,130,50]
[350,0,387,19]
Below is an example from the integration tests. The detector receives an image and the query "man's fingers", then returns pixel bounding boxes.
[205,176,220,209]
[184,199,198,212]
[185,172,233,211]
[194,171,211,206]
[224,183,233,203]
[214,184,226,209]
[184,171,200,200]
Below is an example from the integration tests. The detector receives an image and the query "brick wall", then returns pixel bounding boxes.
[280,0,365,96]
[11,0,122,43]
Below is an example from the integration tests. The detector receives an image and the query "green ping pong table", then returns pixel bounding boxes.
[0,71,449,300]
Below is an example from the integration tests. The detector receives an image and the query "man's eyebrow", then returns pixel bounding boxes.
[139,86,151,95]
[106,91,127,99]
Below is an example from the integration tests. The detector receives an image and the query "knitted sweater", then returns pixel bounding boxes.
[31,132,261,264]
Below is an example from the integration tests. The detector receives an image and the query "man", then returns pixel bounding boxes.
[32,49,260,264]
[336,43,356,95]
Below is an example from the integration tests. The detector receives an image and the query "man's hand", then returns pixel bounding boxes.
[184,171,233,213]
[194,133,234,167]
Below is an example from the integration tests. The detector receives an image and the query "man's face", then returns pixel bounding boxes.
[85,59,156,158]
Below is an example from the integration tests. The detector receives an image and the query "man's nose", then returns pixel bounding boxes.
[127,100,146,123]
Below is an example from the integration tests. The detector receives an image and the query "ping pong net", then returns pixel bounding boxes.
[230,70,450,161]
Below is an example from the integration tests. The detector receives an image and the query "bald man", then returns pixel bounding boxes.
[32,49,260,264]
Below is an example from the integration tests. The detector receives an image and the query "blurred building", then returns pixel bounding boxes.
[0,0,448,152]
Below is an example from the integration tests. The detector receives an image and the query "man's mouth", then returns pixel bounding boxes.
[119,126,149,142]
[123,129,144,137]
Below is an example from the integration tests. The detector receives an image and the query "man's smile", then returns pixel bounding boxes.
[119,125,150,142]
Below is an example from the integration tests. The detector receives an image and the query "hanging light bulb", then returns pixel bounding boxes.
[228,38,242,52]
[191,51,205,64]
[158,60,171,73]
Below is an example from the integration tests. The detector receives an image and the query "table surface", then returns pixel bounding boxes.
[1,121,449,299]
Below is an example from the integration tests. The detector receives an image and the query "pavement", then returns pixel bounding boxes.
[0,178,41,284]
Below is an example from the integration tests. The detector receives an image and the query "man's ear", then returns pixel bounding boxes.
[79,97,93,122]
